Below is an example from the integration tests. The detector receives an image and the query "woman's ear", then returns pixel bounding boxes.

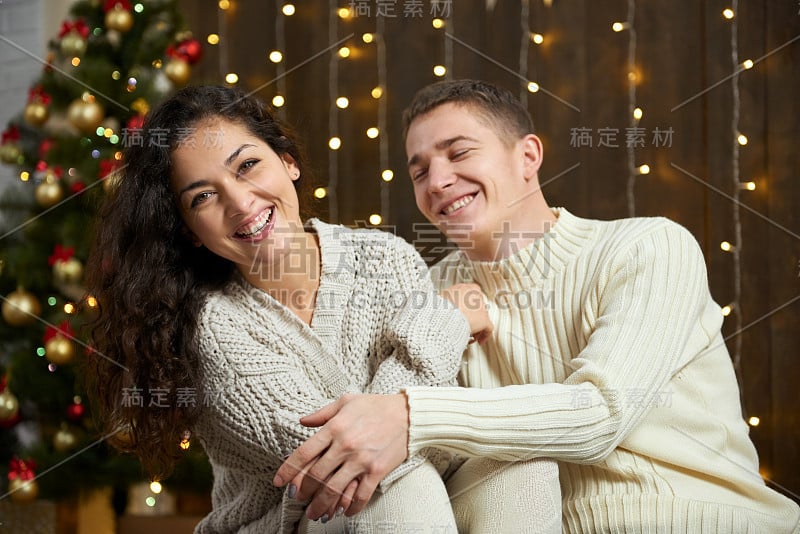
[281,153,300,181]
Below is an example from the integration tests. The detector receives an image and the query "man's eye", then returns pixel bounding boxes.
[413,169,428,181]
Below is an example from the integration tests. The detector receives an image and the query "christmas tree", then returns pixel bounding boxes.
[0,0,210,505]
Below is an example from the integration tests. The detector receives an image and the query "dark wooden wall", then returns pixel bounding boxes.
[179,0,800,502]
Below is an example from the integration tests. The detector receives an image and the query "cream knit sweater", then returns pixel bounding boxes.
[407,208,800,533]
[193,220,470,533]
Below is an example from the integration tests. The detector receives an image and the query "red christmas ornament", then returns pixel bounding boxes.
[8,457,36,481]
[27,86,51,105]
[48,244,75,267]
[70,182,86,194]
[39,138,55,158]
[59,19,89,39]
[126,114,145,130]
[173,38,203,64]
[35,160,49,173]
[98,158,120,179]
[1,126,20,145]
[66,400,85,422]
[44,321,74,344]
[103,0,132,12]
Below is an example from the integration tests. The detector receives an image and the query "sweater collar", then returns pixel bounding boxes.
[455,207,595,289]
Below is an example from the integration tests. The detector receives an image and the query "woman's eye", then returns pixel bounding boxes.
[451,149,469,160]
[237,159,259,175]
[190,191,214,207]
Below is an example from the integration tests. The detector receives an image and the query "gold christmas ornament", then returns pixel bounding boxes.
[23,102,49,126]
[0,143,21,164]
[52,257,84,285]
[0,389,20,422]
[45,334,76,365]
[53,425,79,452]
[9,478,39,503]
[105,5,134,33]
[60,31,87,57]
[2,288,42,327]
[130,98,150,115]
[164,58,191,86]
[35,178,63,208]
[67,98,104,134]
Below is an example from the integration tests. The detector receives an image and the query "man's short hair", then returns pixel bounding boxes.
[401,79,534,146]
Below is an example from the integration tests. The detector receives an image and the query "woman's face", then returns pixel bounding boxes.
[170,117,305,280]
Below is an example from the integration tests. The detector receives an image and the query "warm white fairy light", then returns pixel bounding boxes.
[371,87,383,99]
[527,82,540,93]
[366,127,379,139]
[207,33,219,45]
[381,169,394,182]
[721,304,733,316]
[314,187,327,199]
[225,73,238,84]
[327,0,340,221]
[337,7,351,19]
[433,65,447,77]
[362,33,374,43]
[530,32,544,44]
[369,214,382,225]
[328,137,341,150]
[282,4,295,16]
[748,416,760,427]
[742,59,753,69]
[432,18,444,29]
[722,8,734,19]
[720,241,734,252]
[150,481,162,494]
[737,133,748,145]
[218,0,230,10]
[269,50,283,63]
[272,95,285,107]
[622,0,639,216]
[274,4,287,120]
[335,97,349,109]
[338,46,350,58]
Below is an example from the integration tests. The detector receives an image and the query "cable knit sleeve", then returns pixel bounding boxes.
[405,222,712,462]
[367,236,470,394]
[197,297,348,476]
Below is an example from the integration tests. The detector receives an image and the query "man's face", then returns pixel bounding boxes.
[406,103,539,259]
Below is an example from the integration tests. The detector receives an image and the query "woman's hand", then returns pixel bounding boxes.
[440,283,493,344]
[274,393,410,520]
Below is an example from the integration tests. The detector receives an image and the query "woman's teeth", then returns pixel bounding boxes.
[443,194,475,215]
[235,207,273,237]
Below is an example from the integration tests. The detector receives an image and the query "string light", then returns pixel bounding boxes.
[338,46,351,58]
[722,8,735,19]
[314,187,327,199]
[63,303,75,314]
[207,33,219,45]
[271,95,285,107]
[366,127,379,139]
[368,214,382,225]
[633,107,643,120]
[376,15,390,222]
[527,82,540,93]
[748,416,760,427]
[432,18,444,29]
[225,73,238,84]
[282,3,295,16]
[739,181,756,190]
[530,33,544,45]
[721,304,733,316]
[371,87,383,99]
[741,59,753,70]
[612,21,630,32]
[218,0,230,10]
[720,241,734,252]
[623,0,639,216]
[71,58,80,67]
[149,481,162,494]
[274,1,287,120]
[737,133,748,145]
[269,51,283,63]
[362,33,374,43]
[381,170,394,182]
[337,7,352,19]
[20,171,30,181]
[335,97,349,109]
[328,137,341,150]
[433,65,447,77]
[86,296,98,307]
[637,164,650,175]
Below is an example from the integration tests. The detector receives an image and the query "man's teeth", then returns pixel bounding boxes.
[443,194,475,215]
[236,208,273,237]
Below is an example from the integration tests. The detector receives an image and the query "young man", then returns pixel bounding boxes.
[276,80,800,532]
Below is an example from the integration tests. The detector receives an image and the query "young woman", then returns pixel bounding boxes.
[85,86,474,533]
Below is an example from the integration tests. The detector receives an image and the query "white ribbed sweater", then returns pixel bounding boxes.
[193,220,470,533]
[407,208,800,533]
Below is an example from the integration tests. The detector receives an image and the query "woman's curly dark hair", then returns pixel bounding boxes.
[85,86,312,480]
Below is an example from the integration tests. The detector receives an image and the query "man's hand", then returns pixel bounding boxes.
[440,283,493,344]
[273,393,410,520]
